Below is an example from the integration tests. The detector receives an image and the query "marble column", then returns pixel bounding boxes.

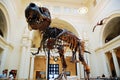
[75,52,80,79]
[111,50,120,77]
[0,48,7,74]
[18,37,30,79]
[103,53,111,77]
[29,56,34,79]
[77,63,80,79]
[79,63,84,78]
[18,46,28,79]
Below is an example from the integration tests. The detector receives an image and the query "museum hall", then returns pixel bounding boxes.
[0,0,120,80]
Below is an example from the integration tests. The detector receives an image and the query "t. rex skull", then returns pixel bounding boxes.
[25,3,51,31]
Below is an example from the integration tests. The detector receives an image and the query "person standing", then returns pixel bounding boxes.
[9,71,14,80]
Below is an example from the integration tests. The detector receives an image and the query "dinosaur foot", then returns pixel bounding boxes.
[55,71,67,80]
[85,66,90,80]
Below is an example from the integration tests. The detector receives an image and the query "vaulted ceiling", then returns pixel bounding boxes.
[39,0,92,4]
[32,0,95,7]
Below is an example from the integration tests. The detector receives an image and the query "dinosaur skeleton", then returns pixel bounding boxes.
[25,3,90,80]
[92,17,109,32]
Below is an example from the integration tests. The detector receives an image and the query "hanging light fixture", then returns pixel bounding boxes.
[78,6,88,14]
[78,1,88,15]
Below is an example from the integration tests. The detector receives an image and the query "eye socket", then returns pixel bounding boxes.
[26,13,29,18]
[25,8,31,18]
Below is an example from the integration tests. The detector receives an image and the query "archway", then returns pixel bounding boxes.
[101,13,120,44]
[31,18,79,48]
[50,18,78,36]
[103,17,120,43]
[0,2,9,75]
[0,9,7,39]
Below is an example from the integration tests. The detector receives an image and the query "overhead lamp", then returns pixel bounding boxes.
[78,7,88,14]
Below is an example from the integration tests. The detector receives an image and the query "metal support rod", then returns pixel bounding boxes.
[47,50,50,80]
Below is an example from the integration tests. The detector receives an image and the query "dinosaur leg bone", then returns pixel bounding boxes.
[55,45,67,80]
[78,50,90,80]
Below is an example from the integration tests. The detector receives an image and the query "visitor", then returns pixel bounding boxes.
[102,74,105,77]
[0,70,7,78]
[9,71,14,80]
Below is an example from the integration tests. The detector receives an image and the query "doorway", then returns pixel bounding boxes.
[49,64,59,79]
[106,52,117,77]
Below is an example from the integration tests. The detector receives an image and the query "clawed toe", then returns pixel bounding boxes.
[55,71,67,80]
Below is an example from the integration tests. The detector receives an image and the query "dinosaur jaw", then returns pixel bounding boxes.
[25,3,51,31]
[25,3,44,30]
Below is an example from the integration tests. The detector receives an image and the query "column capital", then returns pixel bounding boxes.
[110,49,117,53]
[30,55,35,58]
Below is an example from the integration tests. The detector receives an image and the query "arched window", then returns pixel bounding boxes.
[0,9,7,39]
[103,17,120,43]
[0,29,3,37]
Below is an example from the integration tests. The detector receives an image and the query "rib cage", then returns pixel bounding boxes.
[40,27,85,62]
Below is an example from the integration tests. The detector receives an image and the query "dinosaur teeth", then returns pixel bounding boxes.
[28,17,32,22]
[29,18,32,21]
[28,25,32,31]
[36,21,39,24]
[36,20,41,24]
